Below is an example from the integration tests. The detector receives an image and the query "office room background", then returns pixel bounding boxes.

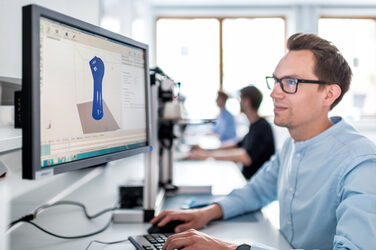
[1,0,376,249]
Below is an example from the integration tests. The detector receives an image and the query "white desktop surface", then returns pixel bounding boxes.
[7,159,291,250]
[0,127,21,153]
[172,159,247,195]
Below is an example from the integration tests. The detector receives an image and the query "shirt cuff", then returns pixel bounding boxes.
[216,198,240,220]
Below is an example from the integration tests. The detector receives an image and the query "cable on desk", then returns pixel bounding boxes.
[33,200,120,220]
[9,200,120,229]
[22,214,113,239]
[9,214,35,228]
[8,200,121,239]
[85,238,129,250]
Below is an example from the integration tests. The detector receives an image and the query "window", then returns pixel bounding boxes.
[156,18,220,119]
[156,17,286,118]
[319,18,376,118]
[222,18,285,116]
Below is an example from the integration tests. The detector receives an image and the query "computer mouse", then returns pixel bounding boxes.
[147,220,184,234]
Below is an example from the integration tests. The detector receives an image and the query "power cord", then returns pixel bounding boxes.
[22,216,113,239]
[33,200,119,220]
[9,200,120,239]
[85,238,129,250]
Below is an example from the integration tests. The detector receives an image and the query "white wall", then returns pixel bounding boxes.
[0,0,101,79]
[0,1,100,248]
[100,0,154,64]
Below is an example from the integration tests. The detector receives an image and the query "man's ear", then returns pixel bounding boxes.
[323,84,341,108]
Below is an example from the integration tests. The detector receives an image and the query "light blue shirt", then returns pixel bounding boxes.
[212,108,236,142]
[218,117,376,250]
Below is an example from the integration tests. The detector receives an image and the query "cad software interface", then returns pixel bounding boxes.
[39,17,148,168]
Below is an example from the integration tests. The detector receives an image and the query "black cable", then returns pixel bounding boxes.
[9,200,119,229]
[85,238,129,250]
[9,200,120,240]
[22,214,113,239]
[9,214,35,228]
[33,200,119,220]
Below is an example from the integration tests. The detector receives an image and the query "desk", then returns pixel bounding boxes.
[7,160,291,250]
[0,127,21,153]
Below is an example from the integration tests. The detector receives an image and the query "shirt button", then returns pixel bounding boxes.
[287,220,291,224]
[296,153,301,157]
[289,187,294,192]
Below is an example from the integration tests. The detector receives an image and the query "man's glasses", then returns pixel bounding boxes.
[265,76,331,94]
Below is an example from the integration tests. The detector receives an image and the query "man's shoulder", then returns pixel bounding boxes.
[222,109,234,118]
[331,119,376,156]
[253,117,273,130]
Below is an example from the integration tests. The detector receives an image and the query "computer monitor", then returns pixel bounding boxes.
[22,4,152,179]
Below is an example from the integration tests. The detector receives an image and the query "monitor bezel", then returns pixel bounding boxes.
[22,4,152,179]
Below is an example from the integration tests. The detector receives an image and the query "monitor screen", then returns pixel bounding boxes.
[22,5,152,179]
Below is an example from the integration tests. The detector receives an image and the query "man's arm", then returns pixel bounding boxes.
[187,146,250,165]
[217,152,280,219]
[334,159,376,249]
[156,152,282,250]
[210,148,251,166]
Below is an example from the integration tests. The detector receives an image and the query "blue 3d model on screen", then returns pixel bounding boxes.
[90,56,105,120]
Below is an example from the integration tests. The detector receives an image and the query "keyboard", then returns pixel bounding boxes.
[129,233,173,250]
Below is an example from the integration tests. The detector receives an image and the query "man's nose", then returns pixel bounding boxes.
[270,82,284,99]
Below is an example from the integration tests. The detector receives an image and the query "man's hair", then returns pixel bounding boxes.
[287,33,352,109]
[217,91,229,101]
[240,85,263,111]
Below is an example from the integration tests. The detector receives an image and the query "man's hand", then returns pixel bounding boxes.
[150,209,208,233]
[162,229,237,250]
[150,204,224,233]
[190,144,202,150]
[185,149,211,161]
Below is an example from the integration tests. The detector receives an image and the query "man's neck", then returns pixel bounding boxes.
[289,116,334,142]
[246,110,260,124]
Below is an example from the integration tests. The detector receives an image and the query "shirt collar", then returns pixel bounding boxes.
[294,116,344,151]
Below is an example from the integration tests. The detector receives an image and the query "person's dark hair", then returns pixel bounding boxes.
[240,85,263,111]
[287,33,352,109]
[217,91,229,101]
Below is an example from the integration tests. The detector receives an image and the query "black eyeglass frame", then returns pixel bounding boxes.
[265,76,332,94]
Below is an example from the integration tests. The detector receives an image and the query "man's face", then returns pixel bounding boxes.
[216,96,225,108]
[271,50,328,129]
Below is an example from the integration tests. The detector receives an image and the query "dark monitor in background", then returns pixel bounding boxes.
[22,4,152,179]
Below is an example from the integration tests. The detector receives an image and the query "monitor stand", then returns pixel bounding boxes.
[159,140,212,195]
[112,150,157,223]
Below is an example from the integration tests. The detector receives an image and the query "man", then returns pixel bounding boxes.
[188,86,275,180]
[212,91,237,143]
[152,33,376,250]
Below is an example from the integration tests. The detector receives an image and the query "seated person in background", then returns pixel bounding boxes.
[152,33,376,250]
[187,85,275,180]
[212,91,237,143]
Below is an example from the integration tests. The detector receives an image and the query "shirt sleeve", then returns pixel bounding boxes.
[212,119,220,134]
[217,151,280,219]
[334,158,376,249]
